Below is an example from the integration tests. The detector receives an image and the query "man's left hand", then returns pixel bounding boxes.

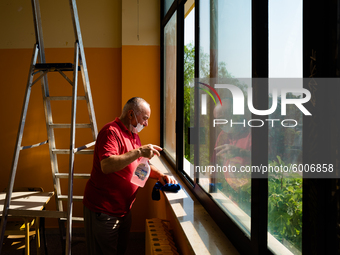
[159,175,177,185]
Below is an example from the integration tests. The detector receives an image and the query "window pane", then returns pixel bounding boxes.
[197,0,252,236]
[183,1,195,179]
[268,0,303,254]
[163,12,177,160]
[164,0,175,17]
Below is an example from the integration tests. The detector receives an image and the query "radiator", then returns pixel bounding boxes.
[145,218,179,255]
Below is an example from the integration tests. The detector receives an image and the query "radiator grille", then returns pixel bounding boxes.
[145,218,179,255]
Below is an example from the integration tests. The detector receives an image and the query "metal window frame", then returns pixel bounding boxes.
[160,0,178,170]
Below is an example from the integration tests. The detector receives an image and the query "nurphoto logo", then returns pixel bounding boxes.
[199,81,312,128]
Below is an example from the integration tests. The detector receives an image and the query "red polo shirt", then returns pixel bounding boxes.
[83,117,141,217]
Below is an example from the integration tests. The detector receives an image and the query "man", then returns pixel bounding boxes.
[83,97,176,255]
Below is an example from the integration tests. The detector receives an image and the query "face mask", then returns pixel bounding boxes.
[130,111,144,133]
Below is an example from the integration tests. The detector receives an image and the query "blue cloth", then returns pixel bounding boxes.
[152,181,181,201]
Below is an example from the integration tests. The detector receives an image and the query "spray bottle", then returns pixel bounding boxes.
[131,157,150,187]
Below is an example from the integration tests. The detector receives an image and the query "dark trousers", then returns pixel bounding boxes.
[83,205,132,255]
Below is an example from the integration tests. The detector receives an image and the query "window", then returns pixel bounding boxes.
[268,0,303,253]
[163,0,175,17]
[196,0,252,235]
[163,12,177,161]
[183,0,195,179]
[161,0,340,254]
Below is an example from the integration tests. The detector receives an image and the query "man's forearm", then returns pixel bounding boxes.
[100,144,163,175]
[100,148,141,174]
[150,165,178,185]
[149,165,164,181]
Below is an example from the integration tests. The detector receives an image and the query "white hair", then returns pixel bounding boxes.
[121,97,149,117]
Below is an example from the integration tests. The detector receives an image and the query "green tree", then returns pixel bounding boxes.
[184,43,195,163]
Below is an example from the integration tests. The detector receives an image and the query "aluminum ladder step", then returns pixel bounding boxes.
[60,217,84,222]
[55,173,90,179]
[8,209,67,219]
[47,96,86,101]
[34,63,80,72]
[52,149,94,154]
[58,195,83,202]
[49,123,92,128]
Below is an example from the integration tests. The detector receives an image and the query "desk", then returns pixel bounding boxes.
[0,191,54,255]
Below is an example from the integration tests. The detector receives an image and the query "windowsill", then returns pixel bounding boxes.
[150,155,299,255]
[149,156,240,255]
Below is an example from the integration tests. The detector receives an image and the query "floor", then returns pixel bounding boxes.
[2,228,146,255]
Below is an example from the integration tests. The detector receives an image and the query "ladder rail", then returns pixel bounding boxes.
[0,44,39,252]
[69,0,98,140]
[79,54,99,141]
[32,0,66,252]
[32,0,64,214]
[65,41,80,255]
[31,0,45,60]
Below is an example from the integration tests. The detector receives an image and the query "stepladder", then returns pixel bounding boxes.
[0,0,98,254]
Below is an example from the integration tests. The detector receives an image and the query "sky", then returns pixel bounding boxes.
[184,0,303,79]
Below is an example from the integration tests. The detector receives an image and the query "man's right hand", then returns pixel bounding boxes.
[101,144,162,174]
[139,144,162,158]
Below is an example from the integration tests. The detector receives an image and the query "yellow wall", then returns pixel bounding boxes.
[0,0,160,230]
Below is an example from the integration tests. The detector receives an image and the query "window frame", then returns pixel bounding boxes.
[160,0,180,169]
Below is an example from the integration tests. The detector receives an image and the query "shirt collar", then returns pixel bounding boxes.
[115,117,135,138]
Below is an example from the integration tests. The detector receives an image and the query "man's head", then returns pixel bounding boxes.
[120,97,151,133]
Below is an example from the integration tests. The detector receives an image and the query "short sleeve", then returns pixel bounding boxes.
[96,128,121,162]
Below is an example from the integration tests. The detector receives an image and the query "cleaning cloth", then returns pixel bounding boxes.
[152,181,181,201]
